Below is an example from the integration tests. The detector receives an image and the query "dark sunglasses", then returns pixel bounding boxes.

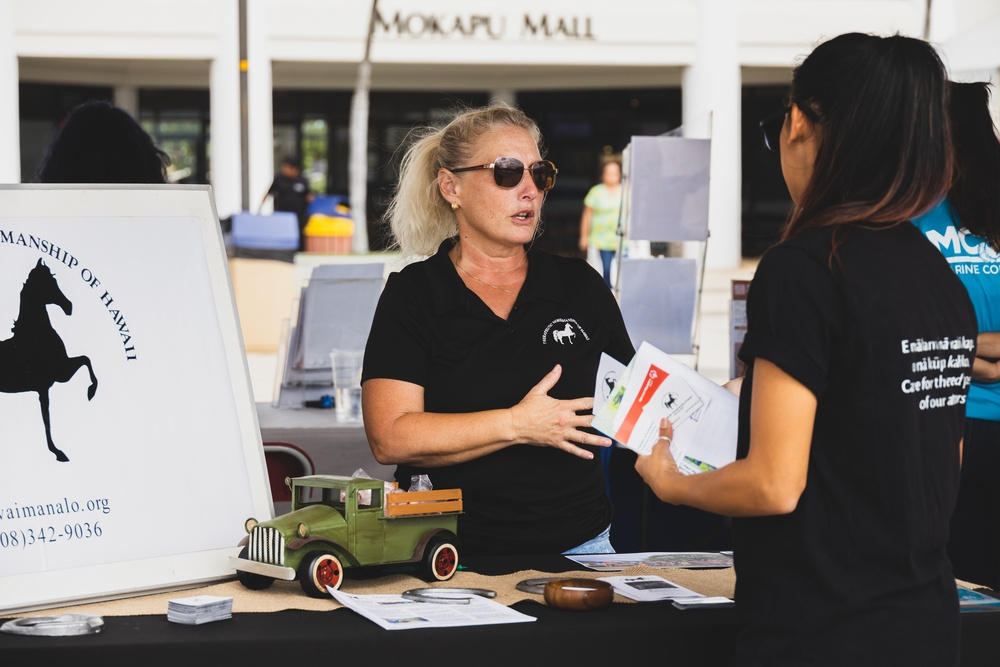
[759,107,789,155]
[448,156,558,191]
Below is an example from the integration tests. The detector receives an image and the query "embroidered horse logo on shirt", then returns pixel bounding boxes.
[553,323,576,344]
[542,319,590,346]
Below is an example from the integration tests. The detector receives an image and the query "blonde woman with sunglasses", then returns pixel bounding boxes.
[362,103,634,557]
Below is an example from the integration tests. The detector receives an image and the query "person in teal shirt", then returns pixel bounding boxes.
[578,160,622,287]
[913,80,1000,592]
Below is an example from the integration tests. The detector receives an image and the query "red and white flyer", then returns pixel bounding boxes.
[593,341,738,473]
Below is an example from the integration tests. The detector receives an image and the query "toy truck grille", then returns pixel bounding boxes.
[249,526,285,566]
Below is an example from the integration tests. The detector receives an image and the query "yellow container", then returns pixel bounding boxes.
[304,213,353,254]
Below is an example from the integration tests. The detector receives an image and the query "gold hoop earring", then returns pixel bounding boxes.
[451,202,459,211]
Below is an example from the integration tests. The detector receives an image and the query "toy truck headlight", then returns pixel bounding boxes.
[244,517,258,534]
[297,522,310,539]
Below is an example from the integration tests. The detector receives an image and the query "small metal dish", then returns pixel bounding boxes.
[515,577,564,595]
[401,588,497,604]
[1,614,104,636]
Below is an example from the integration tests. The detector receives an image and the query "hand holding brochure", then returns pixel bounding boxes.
[593,341,738,473]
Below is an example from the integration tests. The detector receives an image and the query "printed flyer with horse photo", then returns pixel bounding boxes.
[0,186,270,613]
[593,341,738,474]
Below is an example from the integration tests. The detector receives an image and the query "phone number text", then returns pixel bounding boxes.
[0,522,104,549]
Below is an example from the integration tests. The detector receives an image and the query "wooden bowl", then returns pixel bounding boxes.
[543,578,614,611]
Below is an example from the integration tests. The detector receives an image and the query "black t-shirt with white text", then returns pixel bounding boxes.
[734,223,976,666]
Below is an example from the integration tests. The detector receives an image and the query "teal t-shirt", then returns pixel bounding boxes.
[913,198,1000,420]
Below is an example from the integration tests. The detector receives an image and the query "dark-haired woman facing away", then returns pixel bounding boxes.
[36,100,169,184]
[635,33,975,666]
[914,81,1000,592]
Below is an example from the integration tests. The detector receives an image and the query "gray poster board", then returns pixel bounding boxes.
[622,135,711,242]
[618,257,699,355]
[277,262,383,407]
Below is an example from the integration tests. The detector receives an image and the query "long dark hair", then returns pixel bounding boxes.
[947,81,1000,251]
[36,100,170,184]
[781,33,952,242]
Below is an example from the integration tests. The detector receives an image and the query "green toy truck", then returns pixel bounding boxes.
[231,475,462,598]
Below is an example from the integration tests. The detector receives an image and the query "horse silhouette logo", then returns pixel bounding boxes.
[601,370,618,402]
[552,323,577,345]
[0,259,98,462]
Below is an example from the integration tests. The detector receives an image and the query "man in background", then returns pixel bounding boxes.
[261,156,313,250]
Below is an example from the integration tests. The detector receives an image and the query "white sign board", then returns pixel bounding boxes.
[0,185,272,614]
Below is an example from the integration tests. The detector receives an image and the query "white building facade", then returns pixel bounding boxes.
[2,0,998,267]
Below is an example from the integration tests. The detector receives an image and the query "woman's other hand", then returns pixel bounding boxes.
[723,376,744,396]
[972,332,1000,382]
[634,418,682,502]
[510,364,612,460]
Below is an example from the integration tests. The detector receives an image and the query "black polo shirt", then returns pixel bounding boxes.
[362,239,635,555]
[733,224,975,666]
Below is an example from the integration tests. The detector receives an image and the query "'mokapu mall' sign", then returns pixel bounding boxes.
[375,10,596,40]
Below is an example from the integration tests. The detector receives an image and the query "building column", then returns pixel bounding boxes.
[490,89,517,107]
[210,0,243,220]
[247,0,274,214]
[0,0,21,183]
[682,0,741,269]
[114,86,139,118]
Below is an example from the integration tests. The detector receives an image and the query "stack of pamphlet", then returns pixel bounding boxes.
[166,595,233,625]
[592,341,738,473]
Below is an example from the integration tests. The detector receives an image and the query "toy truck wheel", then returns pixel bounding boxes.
[299,550,344,597]
[236,546,275,590]
[421,538,459,582]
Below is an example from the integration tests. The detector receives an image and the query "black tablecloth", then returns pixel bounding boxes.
[1,555,996,667]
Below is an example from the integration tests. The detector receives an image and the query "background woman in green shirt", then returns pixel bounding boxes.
[578,160,622,288]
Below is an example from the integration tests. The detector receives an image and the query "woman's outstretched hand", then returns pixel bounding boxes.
[509,364,612,460]
[634,418,682,501]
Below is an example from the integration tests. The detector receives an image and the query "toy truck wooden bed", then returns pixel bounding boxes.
[231,475,462,597]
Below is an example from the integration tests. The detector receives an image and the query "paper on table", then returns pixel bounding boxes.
[328,589,536,630]
[598,575,704,602]
[671,597,735,610]
[593,341,738,473]
[958,586,1000,613]
[566,551,734,571]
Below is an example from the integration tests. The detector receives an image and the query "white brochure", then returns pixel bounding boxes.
[329,589,536,631]
[593,341,738,473]
[598,575,704,602]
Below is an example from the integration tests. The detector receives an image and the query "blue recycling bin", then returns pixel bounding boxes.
[231,211,300,250]
[307,195,350,219]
